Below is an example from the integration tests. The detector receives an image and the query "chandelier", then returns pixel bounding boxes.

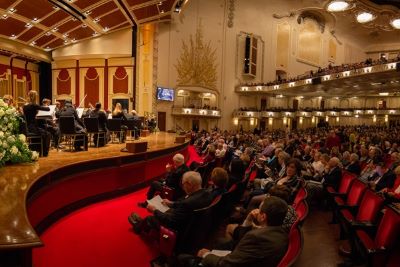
[325,0,400,30]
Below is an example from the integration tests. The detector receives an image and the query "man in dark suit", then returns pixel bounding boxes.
[196,196,288,267]
[129,171,212,232]
[138,153,190,207]
[56,99,88,150]
[89,102,108,146]
[322,157,342,191]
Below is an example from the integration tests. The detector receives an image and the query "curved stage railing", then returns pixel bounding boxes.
[0,132,189,266]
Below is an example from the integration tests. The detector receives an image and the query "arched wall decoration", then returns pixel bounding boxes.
[113,66,128,94]
[0,64,8,76]
[297,19,322,66]
[84,67,99,107]
[57,69,71,95]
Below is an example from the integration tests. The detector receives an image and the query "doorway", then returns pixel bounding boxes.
[192,119,200,132]
[157,112,166,131]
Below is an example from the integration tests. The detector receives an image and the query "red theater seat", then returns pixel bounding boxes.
[295,200,309,225]
[327,171,356,197]
[293,187,307,208]
[277,221,303,267]
[355,206,400,267]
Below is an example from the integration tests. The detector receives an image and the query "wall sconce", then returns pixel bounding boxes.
[373,115,377,123]
[250,118,255,126]
[233,118,238,125]
[299,117,303,124]
[385,115,388,122]
[269,118,273,125]
[283,117,287,125]
[336,117,339,122]
[312,116,315,123]
[325,116,329,122]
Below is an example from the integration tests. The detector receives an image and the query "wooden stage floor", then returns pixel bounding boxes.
[0,132,187,249]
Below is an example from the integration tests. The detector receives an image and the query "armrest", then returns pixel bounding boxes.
[351,221,376,231]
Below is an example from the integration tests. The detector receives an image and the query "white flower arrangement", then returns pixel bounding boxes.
[0,99,38,166]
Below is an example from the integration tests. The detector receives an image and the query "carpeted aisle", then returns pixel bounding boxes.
[32,145,201,267]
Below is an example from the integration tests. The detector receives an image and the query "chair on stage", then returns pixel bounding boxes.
[59,116,87,151]
[21,117,44,157]
[107,118,124,143]
[83,117,107,147]
[122,120,139,141]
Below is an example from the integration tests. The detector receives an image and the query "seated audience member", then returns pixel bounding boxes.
[129,171,212,233]
[190,144,216,170]
[226,158,246,189]
[88,102,108,146]
[379,166,400,202]
[250,158,303,208]
[195,196,289,267]
[138,153,189,207]
[322,157,342,191]
[209,167,228,199]
[345,153,361,175]
[341,151,351,167]
[56,98,88,151]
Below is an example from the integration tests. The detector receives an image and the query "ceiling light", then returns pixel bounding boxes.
[94,18,100,23]
[72,38,77,43]
[64,39,68,43]
[2,14,8,19]
[82,24,87,28]
[160,10,164,14]
[92,32,98,36]
[63,33,69,38]
[8,8,16,13]
[158,1,163,5]
[391,18,400,29]
[44,47,51,51]
[45,32,52,36]
[10,34,16,39]
[356,12,375,23]
[85,11,91,15]
[327,1,349,12]
[103,27,109,32]
[379,92,389,96]
[52,27,58,32]
[53,6,59,10]
[31,41,36,46]
[25,23,32,28]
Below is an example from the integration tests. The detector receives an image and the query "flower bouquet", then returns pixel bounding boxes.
[0,99,39,167]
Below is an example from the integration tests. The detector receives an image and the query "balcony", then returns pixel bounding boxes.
[233,109,400,118]
[235,61,400,97]
[172,107,221,118]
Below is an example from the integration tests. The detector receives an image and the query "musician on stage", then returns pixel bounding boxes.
[41,98,61,149]
[23,90,51,157]
[56,98,88,151]
[88,102,109,146]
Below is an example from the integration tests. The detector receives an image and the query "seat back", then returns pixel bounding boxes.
[375,206,400,249]
[83,117,99,133]
[293,187,307,208]
[122,119,136,130]
[277,221,303,267]
[356,189,384,222]
[107,118,122,131]
[59,116,76,134]
[338,171,356,194]
[345,179,367,206]
[295,200,309,224]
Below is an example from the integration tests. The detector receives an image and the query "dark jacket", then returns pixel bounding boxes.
[345,162,361,175]
[375,169,397,192]
[322,166,342,191]
[165,164,190,196]
[89,108,108,131]
[23,104,50,133]
[154,188,212,231]
[56,103,85,132]
[202,226,288,267]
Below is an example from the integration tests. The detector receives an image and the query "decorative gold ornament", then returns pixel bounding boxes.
[175,21,218,90]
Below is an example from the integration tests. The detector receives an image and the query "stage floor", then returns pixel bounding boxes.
[0,132,187,249]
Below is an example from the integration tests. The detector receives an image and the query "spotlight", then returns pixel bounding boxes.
[327,1,349,12]
[356,12,375,23]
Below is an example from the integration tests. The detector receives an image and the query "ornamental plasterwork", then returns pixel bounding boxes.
[175,21,218,90]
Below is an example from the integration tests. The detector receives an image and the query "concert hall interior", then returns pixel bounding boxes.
[1,0,400,266]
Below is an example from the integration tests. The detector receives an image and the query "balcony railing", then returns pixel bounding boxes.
[172,107,221,117]
[235,61,399,93]
[233,109,400,118]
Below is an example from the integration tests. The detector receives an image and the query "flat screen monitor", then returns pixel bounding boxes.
[157,87,174,101]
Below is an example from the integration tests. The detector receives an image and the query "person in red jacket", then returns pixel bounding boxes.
[325,130,341,150]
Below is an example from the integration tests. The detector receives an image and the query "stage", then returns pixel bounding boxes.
[0,132,189,254]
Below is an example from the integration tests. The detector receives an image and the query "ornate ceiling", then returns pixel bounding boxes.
[0,0,179,51]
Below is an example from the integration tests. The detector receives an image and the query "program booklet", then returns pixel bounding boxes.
[146,195,170,213]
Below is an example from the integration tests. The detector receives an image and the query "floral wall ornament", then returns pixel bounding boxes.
[227,0,235,28]
[175,21,218,90]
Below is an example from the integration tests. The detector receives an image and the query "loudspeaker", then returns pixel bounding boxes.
[396,62,400,71]
[126,141,148,153]
[312,77,321,85]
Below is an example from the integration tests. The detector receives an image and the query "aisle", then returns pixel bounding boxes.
[33,145,201,267]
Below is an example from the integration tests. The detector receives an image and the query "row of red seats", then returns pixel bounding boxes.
[327,171,400,266]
